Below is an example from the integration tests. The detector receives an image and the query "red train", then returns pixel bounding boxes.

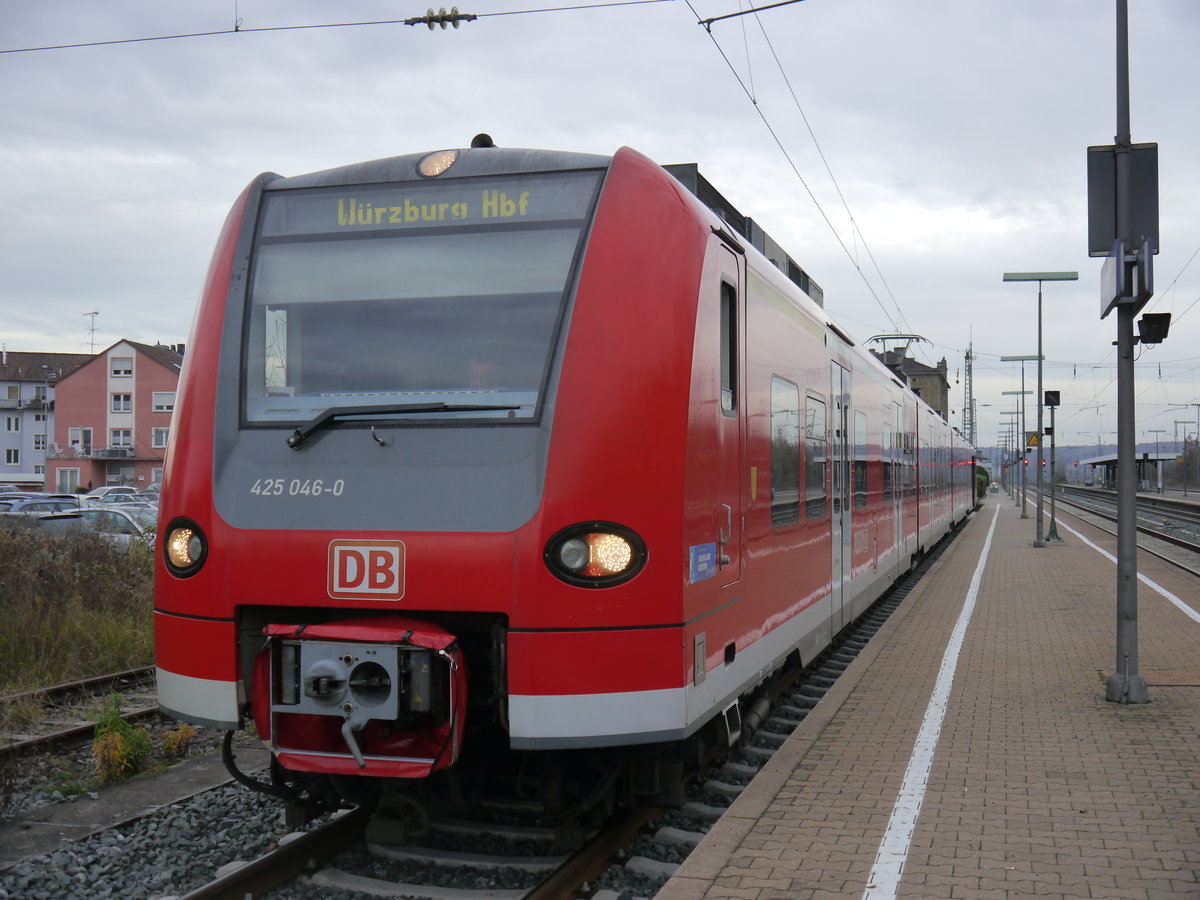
[154,137,975,805]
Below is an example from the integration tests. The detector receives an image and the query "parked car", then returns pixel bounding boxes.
[84,492,158,508]
[23,507,157,546]
[0,491,47,503]
[3,497,84,516]
[84,485,140,499]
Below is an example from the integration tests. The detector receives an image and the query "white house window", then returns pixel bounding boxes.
[34,434,47,450]
[152,427,170,448]
[4,416,18,432]
[112,393,133,412]
[5,449,18,465]
[111,429,132,448]
[111,357,133,377]
[34,413,47,423]
[68,427,93,453]
[152,392,176,413]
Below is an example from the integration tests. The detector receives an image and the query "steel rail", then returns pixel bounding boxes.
[0,666,159,760]
[1049,495,1200,578]
[177,805,371,900]
[0,665,155,708]
[526,805,664,900]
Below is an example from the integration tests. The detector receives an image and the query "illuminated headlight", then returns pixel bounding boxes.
[545,523,646,588]
[164,518,207,577]
[417,149,459,177]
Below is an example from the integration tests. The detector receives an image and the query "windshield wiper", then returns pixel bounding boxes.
[286,403,521,450]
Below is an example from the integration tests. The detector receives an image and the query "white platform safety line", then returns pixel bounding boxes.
[1046,510,1200,625]
[862,504,1001,900]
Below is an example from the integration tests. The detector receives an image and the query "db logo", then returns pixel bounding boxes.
[327,540,405,600]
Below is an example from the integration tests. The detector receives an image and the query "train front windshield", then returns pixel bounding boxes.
[242,170,601,425]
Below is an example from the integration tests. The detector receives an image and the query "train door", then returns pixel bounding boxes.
[830,362,851,632]
[716,244,744,593]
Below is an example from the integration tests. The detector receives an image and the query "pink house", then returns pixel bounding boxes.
[46,340,183,493]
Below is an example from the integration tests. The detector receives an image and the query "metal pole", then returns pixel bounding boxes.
[1020,364,1028,519]
[1035,283,1046,544]
[1106,0,1147,704]
[1155,434,1162,492]
[1047,404,1061,541]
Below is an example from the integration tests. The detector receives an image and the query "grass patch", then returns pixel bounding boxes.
[0,524,154,696]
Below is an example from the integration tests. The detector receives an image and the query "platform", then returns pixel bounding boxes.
[656,494,1200,899]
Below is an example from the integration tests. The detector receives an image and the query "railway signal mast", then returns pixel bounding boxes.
[1088,0,1171,704]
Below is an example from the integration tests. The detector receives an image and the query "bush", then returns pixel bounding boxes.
[0,524,153,693]
[92,693,154,783]
[161,723,199,759]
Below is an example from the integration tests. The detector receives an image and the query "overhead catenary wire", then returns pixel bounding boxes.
[684,0,903,334]
[745,7,911,335]
[0,0,678,53]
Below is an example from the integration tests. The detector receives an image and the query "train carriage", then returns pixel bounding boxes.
[154,137,974,802]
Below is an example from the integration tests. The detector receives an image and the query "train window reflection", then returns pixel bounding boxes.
[770,376,800,526]
[805,394,827,519]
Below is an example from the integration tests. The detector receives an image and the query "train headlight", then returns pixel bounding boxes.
[164,518,208,577]
[544,523,646,588]
[417,149,459,177]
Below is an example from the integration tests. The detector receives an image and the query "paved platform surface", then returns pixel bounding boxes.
[657,494,1200,899]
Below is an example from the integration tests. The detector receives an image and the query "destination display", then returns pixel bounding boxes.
[259,171,601,238]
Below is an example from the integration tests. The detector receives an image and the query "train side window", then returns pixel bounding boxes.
[770,376,800,526]
[805,393,827,519]
[853,410,868,509]
[720,281,737,416]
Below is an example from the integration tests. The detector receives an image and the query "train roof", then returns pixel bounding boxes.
[264,137,612,191]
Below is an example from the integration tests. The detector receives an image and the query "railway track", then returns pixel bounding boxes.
[171,796,661,899]
[1051,487,1200,576]
[0,666,158,759]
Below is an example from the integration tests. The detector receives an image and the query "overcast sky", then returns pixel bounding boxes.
[3,0,1198,453]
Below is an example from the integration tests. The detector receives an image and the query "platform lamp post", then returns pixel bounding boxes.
[997,425,1014,494]
[1000,409,1021,503]
[1002,375,1036,521]
[999,422,1016,494]
[1003,273,1078,546]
